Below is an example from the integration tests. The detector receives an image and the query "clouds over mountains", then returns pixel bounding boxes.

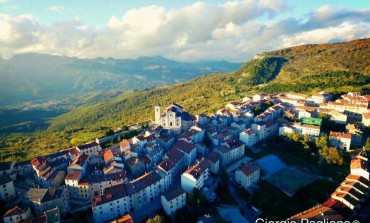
[0,0,369,61]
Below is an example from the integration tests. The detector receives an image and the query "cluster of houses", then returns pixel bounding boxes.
[2,91,370,222]
[289,152,370,220]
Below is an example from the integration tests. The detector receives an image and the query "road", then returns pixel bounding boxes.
[228,181,259,223]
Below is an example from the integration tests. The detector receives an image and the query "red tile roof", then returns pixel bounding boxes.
[3,206,27,217]
[184,158,211,179]
[173,139,196,154]
[120,140,130,148]
[239,162,260,176]
[329,131,351,139]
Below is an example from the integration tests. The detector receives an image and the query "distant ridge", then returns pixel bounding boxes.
[48,38,370,132]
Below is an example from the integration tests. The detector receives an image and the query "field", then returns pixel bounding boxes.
[266,167,319,196]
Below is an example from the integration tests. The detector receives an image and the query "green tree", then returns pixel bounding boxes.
[319,147,344,165]
[364,137,370,152]
[105,128,114,136]
[315,134,329,149]
[146,215,166,223]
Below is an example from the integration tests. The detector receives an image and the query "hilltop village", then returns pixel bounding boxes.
[1,91,370,223]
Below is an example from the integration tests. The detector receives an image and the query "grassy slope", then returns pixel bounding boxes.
[263,38,370,82]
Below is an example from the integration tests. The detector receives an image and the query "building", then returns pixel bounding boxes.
[181,158,211,193]
[234,162,260,190]
[288,204,343,221]
[91,170,171,223]
[161,187,186,215]
[205,151,220,175]
[350,158,369,180]
[154,103,196,134]
[239,128,258,147]
[109,214,134,223]
[26,187,69,215]
[346,124,364,146]
[331,174,369,210]
[329,131,352,151]
[67,153,89,176]
[76,142,102,157]
[3,205,32,223]
[0,174,15,201]
[215,139,245,166]
[172,139,197,167]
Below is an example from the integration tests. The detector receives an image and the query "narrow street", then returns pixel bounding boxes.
[228,182,259,223]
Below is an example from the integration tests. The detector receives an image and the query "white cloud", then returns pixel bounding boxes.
[0,1,369,62]
[47,5,64,13]
[0,0,10,3]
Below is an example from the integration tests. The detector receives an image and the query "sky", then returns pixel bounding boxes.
[0,0,369,62]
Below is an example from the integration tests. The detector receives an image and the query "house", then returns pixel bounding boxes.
[319,109,347,125]
[329,131,352,151]
[205,151,220,175]
[0,174,15,201]
[293,123,321,138]
[288,204,343,221]
[181,158,211,193]
[164,148,186,177]
[179,126,205,143]
[234,162,260,190]
[239,128,258,147]
[172,139,197,167]
[331,174,369,210]
[211,132,232,147]
[67,153,89,177]
[91,170,171,223]
[157,135,175,152]
[76,142,102,156]
[0,161,16,178]
[13,160,33,177]
[214,139,245,166]
[126,157,145,178]
[26,187,69,215]
[157,159,176,185]
[119,140,131,152]
[161,187,186,215]
[286,92,307,100]
[362,112,370,127]
[346,124,364,146]
[109,214,134,223]
[154,103,196,134]
[3,205,32,223]
[45,207,60,223]
[350,157,369,180]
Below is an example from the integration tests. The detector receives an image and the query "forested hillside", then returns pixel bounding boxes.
[2,38,370,161]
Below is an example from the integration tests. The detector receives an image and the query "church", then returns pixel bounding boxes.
[154,103,196,134]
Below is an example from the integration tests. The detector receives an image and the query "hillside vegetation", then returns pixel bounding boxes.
[1,38,370,161]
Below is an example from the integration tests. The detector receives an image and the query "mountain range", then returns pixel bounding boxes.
[0,54,242,105]
[1,38,370,161]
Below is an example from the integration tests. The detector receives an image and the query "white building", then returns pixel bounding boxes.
[329,131,352,151]
[154,103,196,134]
[293,123,320,138]
[3,205,32,223]
[235,162,260,190]
[350,157,369,180]
[0,174,15,201]
[239,128,258,147]
[215,140,245,166]
[76,142,102,157]
[181,158,211,193]
[91,170,171,223]
[161,187,186,215]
